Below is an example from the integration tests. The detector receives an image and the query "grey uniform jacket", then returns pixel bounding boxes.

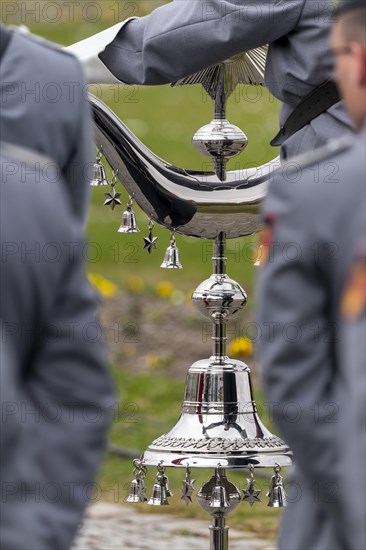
[257,127,366,549]
[0,26,93,224]
[0,143,114,550]
[97,0,352,158]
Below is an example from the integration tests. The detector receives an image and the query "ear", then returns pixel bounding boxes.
[350,42,366,87]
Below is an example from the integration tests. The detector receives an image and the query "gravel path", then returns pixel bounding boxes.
[73,503,275,550]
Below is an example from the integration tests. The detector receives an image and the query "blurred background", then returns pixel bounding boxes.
[3,0,283,540]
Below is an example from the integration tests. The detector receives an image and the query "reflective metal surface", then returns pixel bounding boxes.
[192,119,248,181]
[197,469,240,516]
[192,276,247,322]
[143,356,291,469]
[90,94,280,239]
[143,233,291,470]
[196,468,240,550]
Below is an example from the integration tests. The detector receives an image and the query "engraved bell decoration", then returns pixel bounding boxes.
[90,148,109,186]
[160,232,182,269]
[148,464,169,506]
[118,196,140,233]
[267,464,287,508]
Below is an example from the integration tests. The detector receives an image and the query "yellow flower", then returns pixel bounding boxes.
[156,280,175,299]
[146,354,161,369]
[88,273,118,298]
[126,275,145,293]
[228,337,253,358]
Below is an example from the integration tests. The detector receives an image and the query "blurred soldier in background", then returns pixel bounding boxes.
[0,23,93,224]
[0,142,114,550]
[257,1,365,548]
[69,0,353,159]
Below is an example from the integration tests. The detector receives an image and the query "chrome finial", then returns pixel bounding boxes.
[173,48,267,181]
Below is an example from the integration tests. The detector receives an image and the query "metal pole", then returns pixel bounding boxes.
[209,516,229,550]
[212,231,227,362]
[213,231,227,275]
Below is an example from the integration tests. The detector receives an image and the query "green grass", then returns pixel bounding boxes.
[9,9,283,541]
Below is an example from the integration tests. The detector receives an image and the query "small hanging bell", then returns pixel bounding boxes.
[267,464,287,508]
[126,459,148,503]
[148,464,169,506]
[118,196,140,233]
[160,232,183,269]
[209,469,230,509]
[127,478,144,503]
[90,148,109,187]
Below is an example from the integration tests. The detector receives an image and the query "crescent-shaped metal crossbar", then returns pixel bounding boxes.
[91,94,280,240]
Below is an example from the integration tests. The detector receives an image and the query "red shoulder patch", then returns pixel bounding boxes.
[341,252,366,321]
[254,214,277,268]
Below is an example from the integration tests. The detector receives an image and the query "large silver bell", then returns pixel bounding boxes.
[148,473,169,506]
[118,206,140,233]
[267,465,287,508]
[161,234,182,269]
[90,159,109,187]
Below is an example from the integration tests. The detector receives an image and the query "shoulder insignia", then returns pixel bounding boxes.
[341,249,366,321]
[254,214,277,268]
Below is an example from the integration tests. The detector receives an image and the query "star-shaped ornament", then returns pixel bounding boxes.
[242,479,261,507]
[104,186,122,210]
[143,230,158,254]
[181,478,196,505]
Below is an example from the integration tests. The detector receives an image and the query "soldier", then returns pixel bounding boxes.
[0,142,114,550]
[257,1,365,548]
[69,0,353,159]
[0,24,93,224]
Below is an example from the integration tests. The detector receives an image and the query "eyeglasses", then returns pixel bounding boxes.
[317,46,352,81]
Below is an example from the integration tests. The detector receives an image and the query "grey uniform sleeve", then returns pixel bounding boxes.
[63,57,94,226]
[256,177,343,500]
[100,0,305,85]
